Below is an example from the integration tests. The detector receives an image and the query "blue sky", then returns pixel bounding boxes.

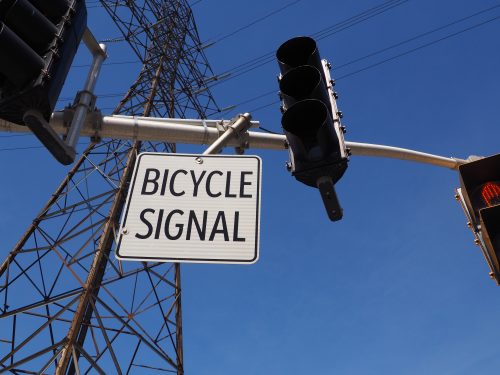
[1,0,500,373]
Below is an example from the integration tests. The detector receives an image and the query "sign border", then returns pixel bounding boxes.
[115,152,261,264]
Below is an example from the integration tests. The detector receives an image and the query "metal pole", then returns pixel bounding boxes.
[0,113,472,169]
[346,142,470,169]
[65,29,107,149]
[347,142,469,170]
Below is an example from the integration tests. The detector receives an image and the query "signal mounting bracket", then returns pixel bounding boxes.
[456,188,500,284]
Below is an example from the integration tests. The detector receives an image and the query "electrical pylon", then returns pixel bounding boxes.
[0,1,219,373]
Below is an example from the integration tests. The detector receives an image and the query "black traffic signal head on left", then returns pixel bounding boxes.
[0,0,87,163]
[276,36,349,221]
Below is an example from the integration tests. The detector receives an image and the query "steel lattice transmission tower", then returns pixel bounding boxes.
[0,0,219,373]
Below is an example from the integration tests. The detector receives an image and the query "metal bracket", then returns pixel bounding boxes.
[61,106,102,143]
[62,107,75,129]
[234,130,250,155]
[73,90,97,111]
[88,110,103,143]
[317,176,343,221]
[64,29,107,151]
[456,188,499,284]
[203,113,253,155]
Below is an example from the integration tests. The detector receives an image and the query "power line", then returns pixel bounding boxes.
[72,60,139,69]
[204,0,303,45]
[0,134,30,138]
[0,145,47,152]
[62,2,500,119]
[78,0,407,84]
[258,126,280,134]
[219,0,407,74]
[0,143,87,152]
[335,13,500,80]
[68,0,408,106]
[94,0,302,52]
[244,11,500,118]
[228,3,500,111]
[58,92,124,103]
[204,0,409,89]
[335,3,500,71]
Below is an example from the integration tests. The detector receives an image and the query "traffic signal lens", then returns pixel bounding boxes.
[282,99,326,137]
[470,181,500,218]
[276,36,317,69]
[280,65,322,101]
[480,182,500,207]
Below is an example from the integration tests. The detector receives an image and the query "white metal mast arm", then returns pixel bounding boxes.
[0,112,472,169]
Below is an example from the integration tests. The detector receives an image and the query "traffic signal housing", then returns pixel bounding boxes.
[276,36,348,221]
[457,153,500,284]
[0,0,87,164]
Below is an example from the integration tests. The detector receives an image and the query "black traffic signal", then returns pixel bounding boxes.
[458,153,500,283]
[0,0,87,164]
[276,36,348,221]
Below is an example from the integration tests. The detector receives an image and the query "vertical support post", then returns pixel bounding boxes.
[65,28,107,149]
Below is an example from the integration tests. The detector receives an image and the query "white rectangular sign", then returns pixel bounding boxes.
[116,153,262,264]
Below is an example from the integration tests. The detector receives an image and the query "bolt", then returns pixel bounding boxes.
[489,272,495,279]
[122,228,129,235]
[474,239,480,245]
[285,162,292,172]
[280,105,285,114]
[455,194,460,200]
[330,79,336,86]
[337,111,343,119]
[326,62,332,69]
[195,157,203,164]
[340,125,347,134]
[333,92,339,99]
[467,221,472,228]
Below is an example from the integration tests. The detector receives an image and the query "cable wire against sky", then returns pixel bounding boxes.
[59,2,500,118]
[205,0,409,90]
[241,7,500,116]
[63,0,409,106]
[79,0,407,76]
[203,0,303,45]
